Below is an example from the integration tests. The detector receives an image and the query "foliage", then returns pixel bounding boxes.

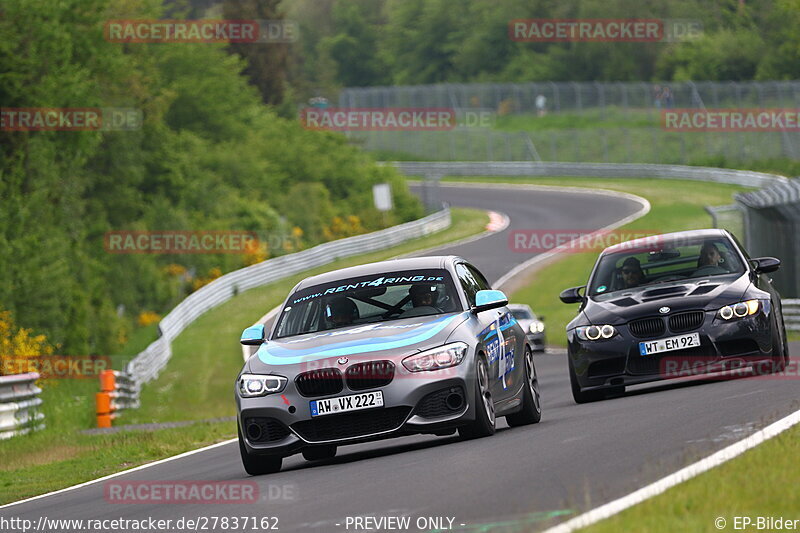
[0,310,55,376]
[286,0,800,95]
[0,0,422,356]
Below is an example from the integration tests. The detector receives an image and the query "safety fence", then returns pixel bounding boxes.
[736,180,800,299]
[338,80,800,164]
[124,208,451,386]
[340,80,800,116]
[0,372,44,439]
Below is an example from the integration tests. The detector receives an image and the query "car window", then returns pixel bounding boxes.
[456,263,481,307]
[588,235,745,296]
[466,264,491,291]
[510,309,533,320]
[274,268,462,338]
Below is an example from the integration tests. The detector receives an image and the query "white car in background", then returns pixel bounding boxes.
[508,304,546,353]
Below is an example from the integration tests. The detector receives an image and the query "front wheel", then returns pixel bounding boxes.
[238,425,282,475]
[459,356,496,439]
[506,347,542,426]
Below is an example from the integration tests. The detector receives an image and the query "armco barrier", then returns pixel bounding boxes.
[125,208,451,385]
[391,161,787,188]
[96,370,140,428]
[0,372,45,439]
[785,299,800,332]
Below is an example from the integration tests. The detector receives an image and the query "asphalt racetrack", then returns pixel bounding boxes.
[3,182,798,533]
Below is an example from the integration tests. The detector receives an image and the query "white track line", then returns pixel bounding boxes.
[0,438,237,510]
[541,407,800,533]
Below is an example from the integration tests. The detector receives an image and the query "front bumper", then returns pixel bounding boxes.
[569,309,776,392]
[236,361,479,457]
[526,332,546,352]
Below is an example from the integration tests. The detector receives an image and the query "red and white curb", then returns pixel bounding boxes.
[486,211,510,232]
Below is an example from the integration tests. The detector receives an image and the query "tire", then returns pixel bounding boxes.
[506,347,542,427]
[756,316,787,375]
[783,328,791,364]
[238,425,282,475]
[458,356,496,439]
[772,318,787,373]
[302,445,337,461]
[569,359,606,404]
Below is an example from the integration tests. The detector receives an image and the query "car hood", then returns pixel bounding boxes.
[582,274,751,325]
[248,312,470,370]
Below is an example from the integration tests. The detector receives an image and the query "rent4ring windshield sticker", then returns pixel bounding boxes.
[290,270,447,305]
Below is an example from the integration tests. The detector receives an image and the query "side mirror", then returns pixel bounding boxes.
[240,324,265,346]
[472,289,508,314]
[559,286,585,304]
[751,257,781,274]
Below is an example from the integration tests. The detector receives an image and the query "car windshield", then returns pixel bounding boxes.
[274,269,462,338]
[588,235,744,297]
[510,309,533,320]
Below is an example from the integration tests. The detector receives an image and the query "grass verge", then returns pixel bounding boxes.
[580,420,800,532]
[0,207,488,505]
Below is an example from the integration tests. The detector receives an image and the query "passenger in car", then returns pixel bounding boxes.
[697,242,723,268]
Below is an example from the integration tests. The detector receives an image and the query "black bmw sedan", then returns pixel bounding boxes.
[560,229,789,403]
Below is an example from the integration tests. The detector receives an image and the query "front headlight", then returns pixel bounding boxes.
[718,300,760,320]
[575,324,617,341]
[402,342,468,372]
[238,373,287,397]
[529,321,545,334]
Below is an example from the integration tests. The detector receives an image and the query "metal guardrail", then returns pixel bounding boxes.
[126,208,452,384]
[394,161,787,212]
[393,161,787,187]
[0,372,45,439]
[785,300,800,332]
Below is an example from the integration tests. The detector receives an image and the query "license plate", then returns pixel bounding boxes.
[639,333,700,356]
[310,391,384,417]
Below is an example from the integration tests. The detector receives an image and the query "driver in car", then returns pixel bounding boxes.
[326,297,359,328]
[409,283,440,309]
[620,257,645,289]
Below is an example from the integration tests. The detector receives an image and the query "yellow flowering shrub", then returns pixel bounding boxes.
[137,310,161,327]
[0,310,55,376]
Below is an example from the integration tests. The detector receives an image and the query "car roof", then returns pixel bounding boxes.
[603,228,730,255]
[292,255,466,291]
[507,303,533,311]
